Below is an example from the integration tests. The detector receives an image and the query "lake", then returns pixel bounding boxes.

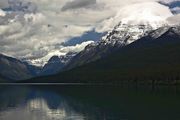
[0,85,180,120]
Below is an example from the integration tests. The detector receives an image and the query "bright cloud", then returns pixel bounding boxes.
[0,9,6,16]
[29,41,94,66]
[0,0,179,66]
[96,2,173,32]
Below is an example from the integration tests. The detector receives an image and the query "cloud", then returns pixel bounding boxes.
[61,0,96,11]
[167,14,180,25]
[28,41,94,66]
[96,2,173,32]
[0,0,178,66]
[0,0,108,64]
[59,41,94,53]
[0,9,6,16]
[0,0,9,9]
[171,7,180,14]
[159,0,180,14]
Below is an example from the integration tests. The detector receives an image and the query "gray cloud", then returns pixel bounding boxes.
[61,0,96,11]
[0,0,178,66]
[171,7,180,14]
[167,14,180,25]
[158,0,180,14]
[0,0,9,9]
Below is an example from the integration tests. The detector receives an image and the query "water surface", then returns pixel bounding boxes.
[0,85,180,120]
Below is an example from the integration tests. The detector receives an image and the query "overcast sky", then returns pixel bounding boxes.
[0,0,179,66]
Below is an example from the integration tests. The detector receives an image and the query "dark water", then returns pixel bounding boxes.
[0,85,180,120]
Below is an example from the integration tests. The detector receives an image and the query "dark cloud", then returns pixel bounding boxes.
[61,0,96,11]
[3,0,37,13]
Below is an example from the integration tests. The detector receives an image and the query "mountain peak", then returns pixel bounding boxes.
[65,23,180,70]
[149,25,180,39]
[115,2,172,28]
[101,23,154,46]
[65,23,158,70]
[40,52,77,75]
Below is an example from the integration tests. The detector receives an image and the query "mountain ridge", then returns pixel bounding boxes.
[64,23,162,70]
[21,25,180,84]
[39,52,76,76]
[0,53,41,81]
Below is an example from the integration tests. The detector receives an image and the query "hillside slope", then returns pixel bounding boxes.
[22,26,180,84]
[0,54,40,81]
[0,74,9,83]
[65,23,154,70]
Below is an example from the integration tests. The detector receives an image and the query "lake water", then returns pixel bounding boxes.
[0,85,180,120]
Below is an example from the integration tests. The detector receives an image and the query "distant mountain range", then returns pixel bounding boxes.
[22,25,180,84]
[0,54,41,81]
[40,52,76,76]
[0,51,77,81]
[1,20,180,84]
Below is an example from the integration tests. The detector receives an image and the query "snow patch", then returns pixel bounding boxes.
[27,41,94,66]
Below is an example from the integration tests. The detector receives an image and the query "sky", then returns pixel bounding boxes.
[0,0,179,66]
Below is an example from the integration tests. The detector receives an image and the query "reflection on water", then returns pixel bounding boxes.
[0,86,85,120]
[0,98,84,120]
[0,85,180,120]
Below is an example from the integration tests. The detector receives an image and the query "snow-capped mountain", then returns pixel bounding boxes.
[26,41,94,67]
[28,52,67,67]
[101,23,154,46]
[65,22,168,70]
[40,52,76,75]
[150,25,180,39]
[26,25,180,83]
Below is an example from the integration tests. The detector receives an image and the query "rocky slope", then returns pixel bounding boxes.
[24,25,180,84]
[40,52,76,75]
[65,23,156,70]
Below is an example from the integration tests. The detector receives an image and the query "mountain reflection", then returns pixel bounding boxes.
[0,86,86,120]
[0,85,180,120]
[0,85,116,120]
